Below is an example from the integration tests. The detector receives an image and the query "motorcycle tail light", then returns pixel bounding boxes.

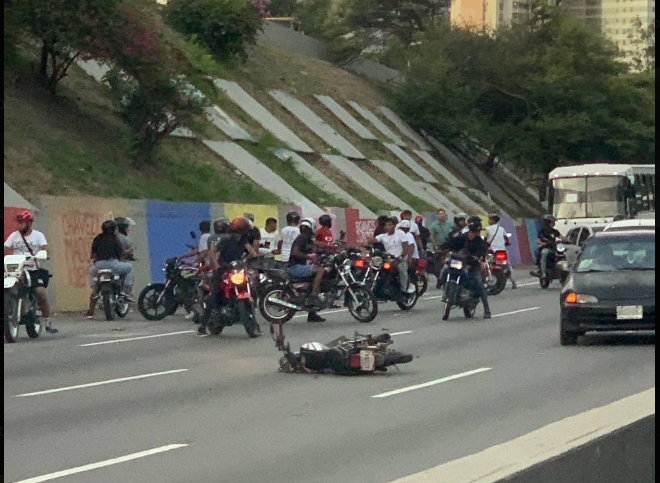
[230,270,247,286]
[354,259,366,268]
[495,251,508,262]
[383,262,392,270]
[349,354,361,369]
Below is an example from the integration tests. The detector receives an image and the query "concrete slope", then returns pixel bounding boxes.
[315,95,378,141]
[384,144,436,183]
[348,101,407,147]
[214,80,314,154]
[379,107,432,151]
[204,106,255,142]
[413,150,466,188]
[274,149,377,218]
[204,141,323,215]
[4,183,36,209]
[447,186,489,215]
[323,155,414,211]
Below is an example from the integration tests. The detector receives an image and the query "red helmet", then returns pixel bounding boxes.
[16,210,35,224]
[230,217,252,235]
[415,215,424,224]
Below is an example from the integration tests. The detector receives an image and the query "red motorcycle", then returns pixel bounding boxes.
[203,261,260,338]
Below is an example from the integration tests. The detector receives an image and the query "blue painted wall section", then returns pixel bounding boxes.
[525,218,541,258]
[146,201,211,282]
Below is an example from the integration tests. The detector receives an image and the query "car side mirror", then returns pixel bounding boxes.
[35,250,48,261]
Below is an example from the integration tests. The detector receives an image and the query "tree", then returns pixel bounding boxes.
[629,17,656,73]
[393,4,655,177]
[10,0,120,95]
[165,0,264,61]
[104,3,205,161]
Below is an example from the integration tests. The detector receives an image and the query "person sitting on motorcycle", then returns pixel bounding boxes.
[373,215,390,237]
[439,216,492,319]
[532,215,569,278]
[316,214,335,249]
[114,217,137,262]
[199,218,259,335]
[289,218,327,323]
[368,218,413,295]
[86,220,135,318]
[449,213,468,239]
[180,220,212,264]
[244,213,262,255]
[4,210,58,334]
[485,214,517,289]
[398,210,423,254]
[259,218,281,257]
[399,220,420,272]
[415,216,431,251]
[279,211,301,266]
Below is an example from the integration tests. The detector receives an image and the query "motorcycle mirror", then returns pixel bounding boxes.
[190,231,197,240]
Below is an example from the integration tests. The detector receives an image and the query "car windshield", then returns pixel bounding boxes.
[576,235,656,273]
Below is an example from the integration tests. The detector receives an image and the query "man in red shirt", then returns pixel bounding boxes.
[316,215,335,248]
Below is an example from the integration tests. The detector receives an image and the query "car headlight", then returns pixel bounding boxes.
[565,292,599,304]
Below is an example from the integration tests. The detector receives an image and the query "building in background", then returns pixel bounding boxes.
[451,0,531,28]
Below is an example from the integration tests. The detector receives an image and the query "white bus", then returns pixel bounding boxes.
[548,164,656,235]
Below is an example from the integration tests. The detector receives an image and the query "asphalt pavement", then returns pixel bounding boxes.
[3,277,656,483]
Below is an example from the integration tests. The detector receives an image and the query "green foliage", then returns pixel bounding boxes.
[165,0,263,61]
[269,0,297,17]
[628,17,656,74]
[8,0,121,95]
[394,5,656,175]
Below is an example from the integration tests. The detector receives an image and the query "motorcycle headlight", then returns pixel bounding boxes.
[230,270,247,286]
[371,256,383,269]
[450,260,463,270]
[556,243,567,253]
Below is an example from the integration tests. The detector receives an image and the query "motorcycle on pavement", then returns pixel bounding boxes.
[4,250,49,343]
[533,239,569,289]
[441,254,481,321]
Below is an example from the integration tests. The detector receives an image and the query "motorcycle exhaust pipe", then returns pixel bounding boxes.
[267,298,302,311]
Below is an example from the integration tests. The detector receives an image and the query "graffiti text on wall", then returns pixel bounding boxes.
[354,219,376,247]
[62,212,103,288]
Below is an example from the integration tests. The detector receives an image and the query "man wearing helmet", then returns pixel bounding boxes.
[4,210,58,334]
[86,220,135,318]
[114,217,137,261]
[449,213,468,239]
[439,216,492,319]
[532,215,569,277]
[289,218,327,323]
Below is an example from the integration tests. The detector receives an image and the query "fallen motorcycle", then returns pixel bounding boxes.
[270,322,413,375]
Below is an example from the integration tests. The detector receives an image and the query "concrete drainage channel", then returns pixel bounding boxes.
[501,415,655,483]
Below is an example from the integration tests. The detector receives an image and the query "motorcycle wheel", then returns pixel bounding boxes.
[539,276,551,289]
[103,292,115,321]
[347,287,378,323]
[115,298,130,319]
[138,284,170,321]
[416,274,429,297]
[4,293,20,343]
[486,269,507,296]
[259,286,295,324]
[239,301,260,338]
[26,295,43,338]
[397,287,418,311]
[382,351,414,368]
[442,284,459,321]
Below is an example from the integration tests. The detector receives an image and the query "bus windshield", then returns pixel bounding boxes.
[552,176,626,219]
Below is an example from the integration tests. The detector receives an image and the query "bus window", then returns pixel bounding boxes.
[586,177,627,218]
[552,178,587,218]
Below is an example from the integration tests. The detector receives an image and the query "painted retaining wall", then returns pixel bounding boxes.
[4,195,543,312]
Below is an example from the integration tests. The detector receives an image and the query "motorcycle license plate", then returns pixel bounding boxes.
[360,350,376,371]
[617,306,643,320]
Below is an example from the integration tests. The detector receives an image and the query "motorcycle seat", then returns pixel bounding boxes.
[268,270,315,283]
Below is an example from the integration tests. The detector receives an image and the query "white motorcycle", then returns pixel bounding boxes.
[4,250,48,343]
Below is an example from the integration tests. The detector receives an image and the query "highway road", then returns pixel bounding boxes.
[4,277,655,483]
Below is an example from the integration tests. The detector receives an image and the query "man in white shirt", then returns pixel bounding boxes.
[280,211,301,264]
[259,218,281,257]
[370,217,412,292]
[4,210,57,334]
[485,214,517,289]
[397,210,423,253]
[399,219,420,264]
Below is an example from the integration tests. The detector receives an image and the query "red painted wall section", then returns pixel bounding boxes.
[516,223,534,265]
[4,207,24,242]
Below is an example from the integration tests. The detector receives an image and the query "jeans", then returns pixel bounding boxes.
[398,260,409,292]
[463,270,488,306]
[287,264,314,279]
[90,259,134,287]
[540,248,553,274]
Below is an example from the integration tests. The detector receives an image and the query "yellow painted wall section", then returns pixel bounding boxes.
[224,204,279,231]
[45,197,131,312]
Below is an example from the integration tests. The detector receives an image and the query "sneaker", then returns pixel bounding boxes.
[511,281,518,290]
[483,311,492,320]
[307,312,326,323]
[197,325,208,335]
[122,293,136,303]
[530,270,541,278]
[45,320,59,334]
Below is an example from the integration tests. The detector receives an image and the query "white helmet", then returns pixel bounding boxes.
[300,218,316,231]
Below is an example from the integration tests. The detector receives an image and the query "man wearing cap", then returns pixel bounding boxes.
[399,220,421,272]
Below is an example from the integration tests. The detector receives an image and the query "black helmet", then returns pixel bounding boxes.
[543,214,557,225]
[286,211,301,224]
[102,219,117,235]
[319,214,332,228]
[467,216,482,232]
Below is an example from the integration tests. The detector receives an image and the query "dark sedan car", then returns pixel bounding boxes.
[560,230,655,346]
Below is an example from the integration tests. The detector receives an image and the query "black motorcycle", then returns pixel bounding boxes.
[441,255,481,321]
[532,239,569,289]
[369,250,419,311]
[92,269,131,321]
[259,251,378,324]
[271,323,413,375]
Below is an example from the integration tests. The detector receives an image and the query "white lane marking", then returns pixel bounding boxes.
[293,308,348,319]
[517,282,540,287]
[423,295,443,301]
[492,307,541,318]
[12,444,190,483]
[79,330,195,347]
[14,369,188,398]
[388,388,656,483]
[372,368,492,399]
[391,331,413,336]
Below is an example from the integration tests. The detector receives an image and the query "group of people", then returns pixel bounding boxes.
[3,206,523,332]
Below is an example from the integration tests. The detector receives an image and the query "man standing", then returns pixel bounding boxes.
[259,218,281,257]
[430,209,453,249]
[4,210,58,334]
[415,216,431,251]
[485,214,517,289]
[289,218,327,323]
